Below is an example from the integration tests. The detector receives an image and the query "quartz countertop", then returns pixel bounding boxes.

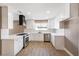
[51,33,64,36]
[1,34,24,40]
[1,34,17,40]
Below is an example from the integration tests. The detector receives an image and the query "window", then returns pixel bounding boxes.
[34,20,48,30]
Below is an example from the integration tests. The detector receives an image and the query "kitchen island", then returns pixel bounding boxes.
[1,34,23,56]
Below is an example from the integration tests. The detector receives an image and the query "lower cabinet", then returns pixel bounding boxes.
[29,33,43,41]
[14,36,23,55]
[51,34,64,50]
[1,36,23,56]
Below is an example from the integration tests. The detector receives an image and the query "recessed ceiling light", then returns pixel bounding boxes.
[46,10,51,14]
[27,12,31,15]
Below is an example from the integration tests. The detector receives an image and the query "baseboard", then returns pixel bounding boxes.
[64,48,74,56]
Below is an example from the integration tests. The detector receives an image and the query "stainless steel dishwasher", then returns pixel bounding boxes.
[44,33,51,42]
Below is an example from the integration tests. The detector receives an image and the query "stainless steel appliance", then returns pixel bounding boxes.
[23,34,29,48]
[44,33,51,42]
[17,33,29,48]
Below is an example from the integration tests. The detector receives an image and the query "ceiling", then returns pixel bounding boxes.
[2,3,69,20]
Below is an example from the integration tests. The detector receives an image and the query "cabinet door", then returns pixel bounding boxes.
[14,36,23,55]
[18,36,23,51]
[48,20,54,29]
[55,36,64,50]
[53,35,55,47]
[51,34,54,45]
[8,13,13,29]
[51,34,55,47]
[14,38,19,55]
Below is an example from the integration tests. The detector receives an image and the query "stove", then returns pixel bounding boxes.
[17,33,29,48]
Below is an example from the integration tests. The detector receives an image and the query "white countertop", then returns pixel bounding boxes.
[51,33,64,36]
[1,34,24,40]
[9,35,17,39]
[1,34,17,40]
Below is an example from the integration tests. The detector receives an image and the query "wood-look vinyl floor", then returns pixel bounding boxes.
[17,41,69,56]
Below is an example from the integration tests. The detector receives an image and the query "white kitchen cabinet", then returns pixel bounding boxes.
[14,39,19,55]
[70,4,79,17]
[14,36,23,55]
[8,13,13,29]
[51,33,64,50]
[51,34,55,47]
[29,33,44,41]
[48,19,54,29]
[54,18,60,29]
[48,18,60,29]
[1,6,8,28]
[1,35,23,56]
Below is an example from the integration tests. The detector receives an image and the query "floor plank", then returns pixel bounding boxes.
[17,41,69,56]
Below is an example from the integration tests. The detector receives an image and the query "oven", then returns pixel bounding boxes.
[23,34,29,48]
[17,33,29,48]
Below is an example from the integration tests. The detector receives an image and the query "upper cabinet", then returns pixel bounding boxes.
[60,3,79,21]
[60,19,70,28]
[0,6,15,29]
[63,3,79,19]
[8,13,13,29]
[8,6,15,29]
[48,19,55,29]
[70,3,79,17]
[48,17,61,29]
[60,3,79,28]
[0,6,8,29]
[48,18,60,29]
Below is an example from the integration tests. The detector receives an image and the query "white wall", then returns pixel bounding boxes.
[4,3,70,20]
[26,20,34,30]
